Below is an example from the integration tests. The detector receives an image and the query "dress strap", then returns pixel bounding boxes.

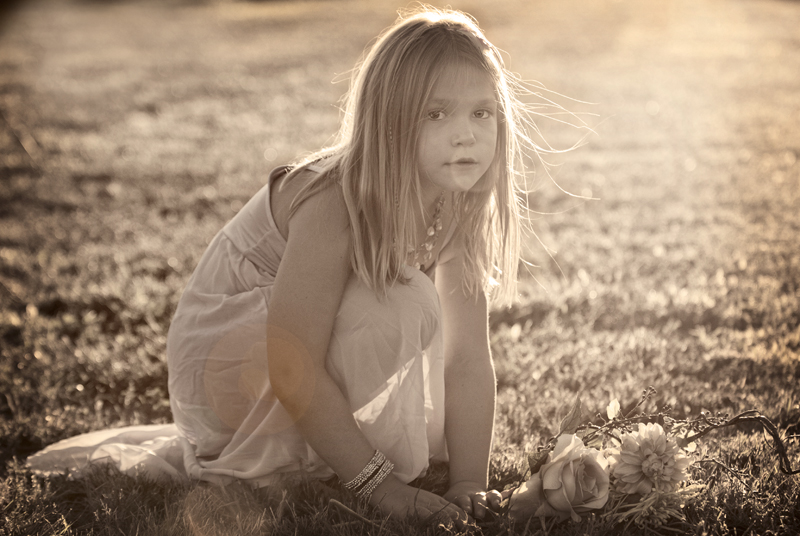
[268,165,293,182]
[306,163,324,173]
[268,163,323,185]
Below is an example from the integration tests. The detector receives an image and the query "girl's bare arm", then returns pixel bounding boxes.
[266,180,374,480]
[435,229,500,519]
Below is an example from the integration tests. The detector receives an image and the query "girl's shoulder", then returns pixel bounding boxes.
[270,164,348,243]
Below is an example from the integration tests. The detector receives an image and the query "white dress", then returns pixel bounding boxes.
[28,165,452,487]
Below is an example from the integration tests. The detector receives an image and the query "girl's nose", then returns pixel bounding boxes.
[451,118,476,146]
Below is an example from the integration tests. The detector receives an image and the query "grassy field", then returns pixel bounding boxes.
[1,0,799,534]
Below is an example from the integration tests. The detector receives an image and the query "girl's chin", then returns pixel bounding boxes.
[420,169,486,194]
[432,182,477,194]
[447,175,484,193]
[444,173,485,191]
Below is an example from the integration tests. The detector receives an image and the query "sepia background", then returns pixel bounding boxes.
[1,0,798,534]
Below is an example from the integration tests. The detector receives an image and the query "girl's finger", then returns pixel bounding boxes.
[486,490,502,510]
[433,499,464,517]
[470,492,488,519]
[427,503,470,530]
[471,501,487,520]
[448,501,473,527]
[453,495,472,514]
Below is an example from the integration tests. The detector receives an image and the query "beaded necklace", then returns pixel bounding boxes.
[408,192,445,270]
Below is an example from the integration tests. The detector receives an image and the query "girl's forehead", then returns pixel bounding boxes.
[428,63,496,102]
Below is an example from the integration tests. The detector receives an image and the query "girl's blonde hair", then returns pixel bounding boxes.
[287,6,527,306]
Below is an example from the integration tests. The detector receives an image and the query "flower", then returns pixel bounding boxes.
[510,434,610,523]
[610,423,691,495]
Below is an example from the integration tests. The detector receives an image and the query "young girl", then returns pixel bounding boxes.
[164,6,527,523]
[29,5,528,525]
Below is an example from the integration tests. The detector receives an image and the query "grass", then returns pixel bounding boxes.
[1,0,799,534]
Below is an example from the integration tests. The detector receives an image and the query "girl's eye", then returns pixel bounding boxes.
[427,110,446,121]
[474,109,492,119]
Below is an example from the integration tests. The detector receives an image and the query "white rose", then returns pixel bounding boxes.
[510,434,610,522]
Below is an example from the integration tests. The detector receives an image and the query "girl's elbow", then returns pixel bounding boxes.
[446,351,495,383]
[266,326,319,412]
[445,346,493,371]
[267,354,316,415]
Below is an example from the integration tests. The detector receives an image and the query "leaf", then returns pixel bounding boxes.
[558,397,583,435]
[528,449,550,474]
[675,435,697,452]
[607,398,620,420]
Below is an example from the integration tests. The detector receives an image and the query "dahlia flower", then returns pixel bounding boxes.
[610,423,691,495]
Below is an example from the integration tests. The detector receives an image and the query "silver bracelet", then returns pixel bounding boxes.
[355,457,395,500]
[342,450,385,492]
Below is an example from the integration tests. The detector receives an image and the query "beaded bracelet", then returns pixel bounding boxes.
[342,450,385,492]
[342,450,395,500]
[355,457,394,500]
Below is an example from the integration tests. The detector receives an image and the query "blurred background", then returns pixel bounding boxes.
[2,0,798,288]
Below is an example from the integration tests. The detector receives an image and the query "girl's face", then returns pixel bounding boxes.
[417,64,498,196]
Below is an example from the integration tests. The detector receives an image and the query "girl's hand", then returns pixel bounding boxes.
[443,481,502,520]
[369,475,470,528]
